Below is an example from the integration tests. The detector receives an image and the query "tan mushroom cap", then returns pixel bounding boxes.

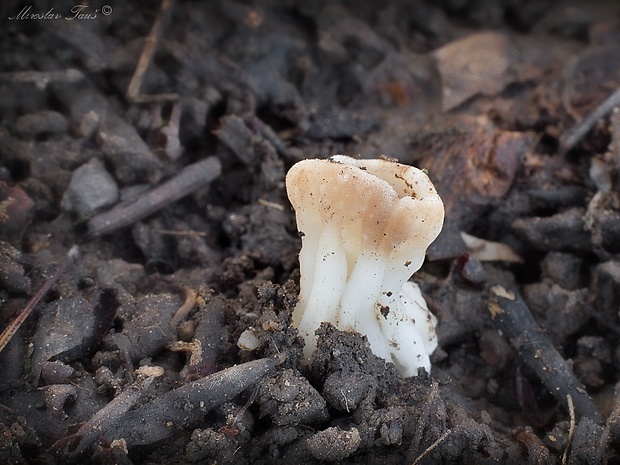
[286,155,444,268]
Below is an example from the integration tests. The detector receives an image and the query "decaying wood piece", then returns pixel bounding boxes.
[560,86,620,151]
[106,354,284,446]
[488,285,604,425]
[87,157,221,237]
[0,246,78,354]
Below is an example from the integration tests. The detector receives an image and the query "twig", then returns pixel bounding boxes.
[0,246,78,354]
[169,287,198,328]
[126,0,178,104]
[87,157,221,237]
[562,394,576,465]
[410,382,439,456]
[0,69,84,90]
[560,86,620,151]
[257,198,285,211]
[223,382,261,433]
[160,101,184,159]
[411,428,453,465]
[488,285,604,424]
[52,374,157,456]
[247,115,292,160]
[158,229,207,237]
[106,354,285,446]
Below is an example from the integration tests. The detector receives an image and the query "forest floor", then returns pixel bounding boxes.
[1,1,620,464]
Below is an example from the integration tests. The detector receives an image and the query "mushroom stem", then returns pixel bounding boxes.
[339,251,392,360]
[296,223,348,357]
[379,282,438,374]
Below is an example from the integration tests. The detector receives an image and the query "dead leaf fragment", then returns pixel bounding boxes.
[460,231,524,263]
[433,32,518,111]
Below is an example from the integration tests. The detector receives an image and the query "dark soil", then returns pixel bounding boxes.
[1,1,620,464]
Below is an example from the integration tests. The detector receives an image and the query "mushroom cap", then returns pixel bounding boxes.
[286,155,444,271]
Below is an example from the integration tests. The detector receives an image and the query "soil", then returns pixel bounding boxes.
[1,1,620,464]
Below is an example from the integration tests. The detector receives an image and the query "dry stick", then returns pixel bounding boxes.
[488,285,604,425]
[562,395,576,465]
[411,428,453,465]
[257,198,285,211]
[560,86,620,151]
[125,0,177,104]
[247,115,292,160]
[87,156,221,237]
[410,382,439,457]
[158,229,207,237]
[169,287,197,328]
[107,354,285,446]
[0,245,79,354]
[0,69,85,89]
[224,382,261,432]
[52,374,156,456]
[593,424,611,465]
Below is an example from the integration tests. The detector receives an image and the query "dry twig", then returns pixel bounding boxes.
[52,372,158,456]
[560,86,620,151]
[87,157,221,237]
[126,0,178,104]
[488,285,604,424]
[0,69,84,90]
[411,428,454,465]
[169,287,198,328]
[562,394,576,465]
[0,246,78,354]
[410,382,439,456]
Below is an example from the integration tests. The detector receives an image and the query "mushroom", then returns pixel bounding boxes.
[286,155,444,376]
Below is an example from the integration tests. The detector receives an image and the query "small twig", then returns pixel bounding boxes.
[410,382,439,456]
[488,285,604,424]
[158,229,207,237]
[169,287,198,328]
[87,157,221,237]
[160,101,184,159]
[257,198,285,211]
[562,394,576,465]
[560,86,620,151]
[126,0,178,104]
[106,354,284,446]
[0,246,78,354]
[411,428,453,465]
[52,373,157,456]
[268,335,281,354]
[226,383,261,431]
[0,403,19,416]
[0,69,84,90]
[246,115,292,160]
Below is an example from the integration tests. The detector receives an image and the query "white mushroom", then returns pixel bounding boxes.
[286,155,444,376]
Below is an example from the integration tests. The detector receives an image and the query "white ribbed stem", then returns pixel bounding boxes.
[339,251,392,361]
[296,223,347,358]
[293,210,322,326]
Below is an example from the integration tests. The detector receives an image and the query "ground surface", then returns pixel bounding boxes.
[1,1,620,464]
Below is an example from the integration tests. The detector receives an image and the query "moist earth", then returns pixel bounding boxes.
[1,1,620,464]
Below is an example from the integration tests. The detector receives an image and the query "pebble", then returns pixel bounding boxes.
[306,426,361,461]
[13,110,68,139]
[61,158,119,219]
